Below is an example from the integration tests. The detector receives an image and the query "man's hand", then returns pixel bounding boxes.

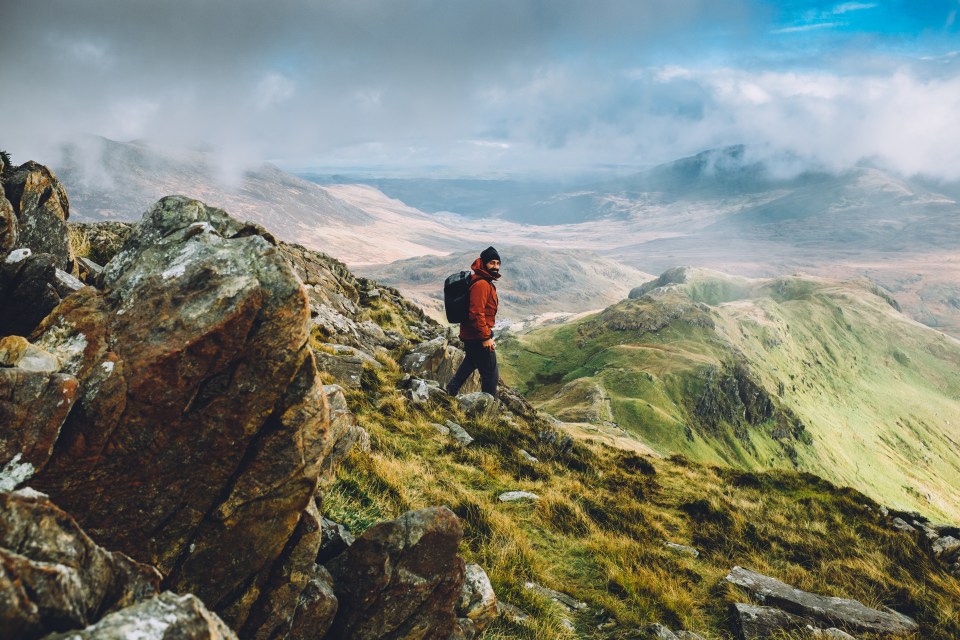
[482,338,495,351]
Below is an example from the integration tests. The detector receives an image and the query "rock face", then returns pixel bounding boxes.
[25,196,332,631]
[401,335,479,393]
[0,488,161,640]
[2,161,72,270]
[326,506,466,640]
[726,566,919,637]
[43,591,238,640]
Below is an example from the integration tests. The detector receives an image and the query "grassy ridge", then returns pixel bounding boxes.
[322,354,960,639]
[498,271,960,522]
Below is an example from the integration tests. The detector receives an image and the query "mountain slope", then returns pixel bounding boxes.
[498,268,960,522]
[359,247,653,322]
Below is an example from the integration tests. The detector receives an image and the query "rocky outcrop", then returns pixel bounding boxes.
[457,564,498,633]
[2,161,72,270]
[21,196,332,632]
[0,249,68,336]
[726,566,918,637]
[326,506,466,639]
[42,592,238,640]
[401,335,479,392]
[0,488,161,640]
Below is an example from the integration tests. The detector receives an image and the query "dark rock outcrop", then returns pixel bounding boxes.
[0,488,161,640]
[326,506,466,640]
[726,566,918,637]
[25,196,332,630]
[0,250,66,336]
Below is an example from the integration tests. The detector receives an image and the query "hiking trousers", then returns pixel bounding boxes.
[446,339,499,398]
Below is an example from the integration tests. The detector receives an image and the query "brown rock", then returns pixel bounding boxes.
[42,591,238,640]
[288,563,339,640]
[3,161,72,270]
[0,489,160,640]
[28,196,329,629]
[326,506,466,640]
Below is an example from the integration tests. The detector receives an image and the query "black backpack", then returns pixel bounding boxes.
[443,271,475,323]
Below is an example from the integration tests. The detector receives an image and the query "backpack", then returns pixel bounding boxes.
[443,271,475,323]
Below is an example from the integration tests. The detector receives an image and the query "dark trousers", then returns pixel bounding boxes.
[446,339,499,398]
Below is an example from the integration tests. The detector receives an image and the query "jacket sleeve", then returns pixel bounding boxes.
[467,280,492,339]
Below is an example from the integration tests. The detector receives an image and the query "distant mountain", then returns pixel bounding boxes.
[499,267,960,522]
[54,137,470,264]
[358,247,653,322]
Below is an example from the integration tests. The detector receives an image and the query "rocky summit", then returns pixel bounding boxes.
[2,153,959,640]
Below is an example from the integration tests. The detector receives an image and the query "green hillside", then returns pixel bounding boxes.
[498,268,960,523]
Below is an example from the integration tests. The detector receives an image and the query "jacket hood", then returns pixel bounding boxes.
[471,257,501,281]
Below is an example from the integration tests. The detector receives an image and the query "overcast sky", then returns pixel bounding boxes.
[2,0,959,178]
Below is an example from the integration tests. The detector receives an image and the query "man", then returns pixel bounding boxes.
[446,246,501,398]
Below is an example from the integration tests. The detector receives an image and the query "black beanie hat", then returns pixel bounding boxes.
[480,246,500,264]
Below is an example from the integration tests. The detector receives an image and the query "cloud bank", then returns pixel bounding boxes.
[1,0,959,178]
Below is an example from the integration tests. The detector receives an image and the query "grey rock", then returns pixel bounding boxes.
[76,256,104,286]
[811,628,856,639]
[519,448,539,463]
[523,581,587,611]
[446,420,475,446]
[891,517,916,533]
[42,591,237,640]
[932,536,960,558]
[635,623,679,639]
[457,564,498,632]
[401,336,479,392]
[730,602,813,639]
[499,491,541,503]
[0,191,17,256]
[726,566,918,636]
[3,161,72,271]
[497,601,530,623]
[458,392,498,421]
[53,267,85,297]
[406,376,447,404]
[675,631,707,639]
[664,541,700,558]
[319,384,368,484]
[312,344,378,388]
[432,422,451,436]
[317,516,355,564]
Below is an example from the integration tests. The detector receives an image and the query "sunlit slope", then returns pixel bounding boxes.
[498,268,960,521]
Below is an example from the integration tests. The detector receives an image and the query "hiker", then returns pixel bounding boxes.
[446,246,501,398]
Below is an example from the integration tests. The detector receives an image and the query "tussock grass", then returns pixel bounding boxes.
[319,362,960,639]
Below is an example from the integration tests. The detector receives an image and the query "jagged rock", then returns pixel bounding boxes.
[664,541,700,558]
[497,601,530,624]
[445,421,475,447]
[457,564,498,632]
[0,250,64,336]
[523,582,587,611]
[27,196,331,630]
[406,376,447,404]
[240,500,336,640]
[0,489,161,640]
[326,506,466,640]
[287,564,338,640]
[458,392,497,421]
[319,384,369,484]
[42,591,237,640]
[317,515,356,564]
[401,336,479,392]
[725,566,918,636]
[3,161,72,270]
[76,256,104,286]
[634,623,679,639]
[313,344,379,388]
[499,491,540,503]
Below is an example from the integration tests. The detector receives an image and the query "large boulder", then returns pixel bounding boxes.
[0,488,161,640]
[2,161,72,270]
[326,506,466,639]
[25,196,331,629]
[725,566,918,636]
[42,592,237,640]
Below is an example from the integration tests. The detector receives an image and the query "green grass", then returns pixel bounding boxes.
[321,356,960,639]
[499,274,960,523]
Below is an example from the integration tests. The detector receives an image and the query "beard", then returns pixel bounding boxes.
[488,268,500,276]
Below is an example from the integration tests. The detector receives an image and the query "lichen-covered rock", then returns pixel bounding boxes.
[0,191,16,256]
[319,384,369,484]
[729,603,812,640]
[401,336,479,392]
[28,196,331,629]
[457,392,497,421]
[0,489,160,640]
[312,344,378,388]
[42,591,237,640]
[326,506,466,640]
[457,564,497,632]
[406,376,447,405]
[3,161,72,270]
[726,566,918,636]
[68,221,133,266]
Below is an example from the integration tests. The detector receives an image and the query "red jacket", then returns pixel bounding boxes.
[460,257,499,340]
